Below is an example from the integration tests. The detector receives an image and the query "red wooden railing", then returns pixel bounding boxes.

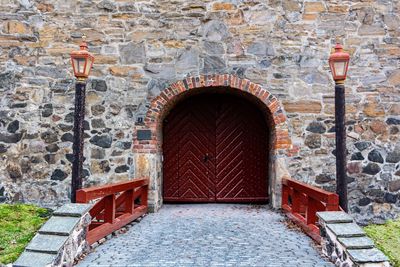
[76,177,149,245]
[282,177,339,242]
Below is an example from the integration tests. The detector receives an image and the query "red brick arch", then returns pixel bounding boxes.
[133,74,292,155]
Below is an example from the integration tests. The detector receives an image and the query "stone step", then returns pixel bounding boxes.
[39,216,81,236]
[347,248,389,263]
[338,236,375,249]
[53,203,92,217]
[25,234,68,254]
[316,211,354,224]
[326,223,365,238]
[13,251,55,267]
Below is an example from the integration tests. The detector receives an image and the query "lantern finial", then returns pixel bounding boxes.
[79,35,88,51]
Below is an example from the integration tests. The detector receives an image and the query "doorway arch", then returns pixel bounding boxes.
[132,74,293,211]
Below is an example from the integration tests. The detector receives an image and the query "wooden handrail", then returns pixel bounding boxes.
[76,178,148,203]
[77,177,149,245]
[282,177,339,243]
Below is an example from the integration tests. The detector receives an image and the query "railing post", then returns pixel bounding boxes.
[326,194,339,211]
[306,197,317,225]
[282,184,289,207]
[142,184,148,207]
[291,189,301,214]
[76,189,87,203]
[125,189,134,214]
[104,194,116,224]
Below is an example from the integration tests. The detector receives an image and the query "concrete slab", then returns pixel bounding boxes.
[327,223,365,238]
[39,216,80,236]
[53,203,92,217]
[316,211,353,224]
[26,234,68,254]
[347,248,389,263]
[338,236,375,249]
[13,251,55,267]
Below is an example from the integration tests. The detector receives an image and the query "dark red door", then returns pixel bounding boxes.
[163,93,268,202]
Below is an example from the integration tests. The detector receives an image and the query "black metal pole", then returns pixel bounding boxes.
[335,82,348,212]
[71,80,87,203]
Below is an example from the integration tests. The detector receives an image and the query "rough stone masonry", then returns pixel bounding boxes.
[0,0,399,224]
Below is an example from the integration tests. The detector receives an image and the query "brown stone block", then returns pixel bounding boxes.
[212,2,236,11]
[345,104,358,114]
[369,119,388,134]
[389,104,400,115]
[36,3,54,12]
[128,30,166,42]
[372,203,392,215]
[47,47,71,56]
[109,66,139,77]
[0,40,21,47]
[363,102,385,117]
[327,5,349,13]
[90,160,110,174]
[304,2,326,13]
[112,13,142,20]
[358,24,385,36]
[302,13,318,20]
[39,26,59,42]
[95,55,118,64]
[347,162,361,174]
[4,21,31,34]
[283,0,301,12]
[80,30,105,45]
[225,10,244,25]
[163,40,185,48]
[346,38,363,46]
[13,55,36,66]
[388,69,400,86]
[282,100,322,114]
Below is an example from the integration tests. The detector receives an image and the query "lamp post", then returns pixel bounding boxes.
[329,43,350,212]
[70,36,94,203]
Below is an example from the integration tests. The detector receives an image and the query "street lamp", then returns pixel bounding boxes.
[70,36,94,203]
[329,43,350,212]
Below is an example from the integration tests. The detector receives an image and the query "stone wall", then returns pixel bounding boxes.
[0,0,399,223]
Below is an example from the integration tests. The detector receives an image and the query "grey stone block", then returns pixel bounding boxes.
[347,248,389,263]
[39,216,80,236]
[327,223,365,238]
[26,234,68,254]
[13,251,55,267]
[338,236,375,249]
[316,211,353,224]
[53,203,92,217]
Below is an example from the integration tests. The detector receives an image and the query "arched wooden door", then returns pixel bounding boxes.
[163,93,268,203]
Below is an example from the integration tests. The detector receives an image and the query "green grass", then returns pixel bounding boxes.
[364,218,400,267]
[0,204,51,264]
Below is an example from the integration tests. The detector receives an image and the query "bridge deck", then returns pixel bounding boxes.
[77,204,333,267]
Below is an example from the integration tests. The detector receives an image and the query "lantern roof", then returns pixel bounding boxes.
[329,43,350,62]
[70,36,94,59]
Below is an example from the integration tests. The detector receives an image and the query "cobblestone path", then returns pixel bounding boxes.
[77,204,333,267]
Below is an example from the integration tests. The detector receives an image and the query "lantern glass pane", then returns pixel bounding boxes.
[334,61,346,77]
[73,58,86,74]
[84,57,93,76]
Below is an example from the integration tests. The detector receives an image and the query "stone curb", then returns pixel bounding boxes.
[13,204,92,267]
[317,211,390,267]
